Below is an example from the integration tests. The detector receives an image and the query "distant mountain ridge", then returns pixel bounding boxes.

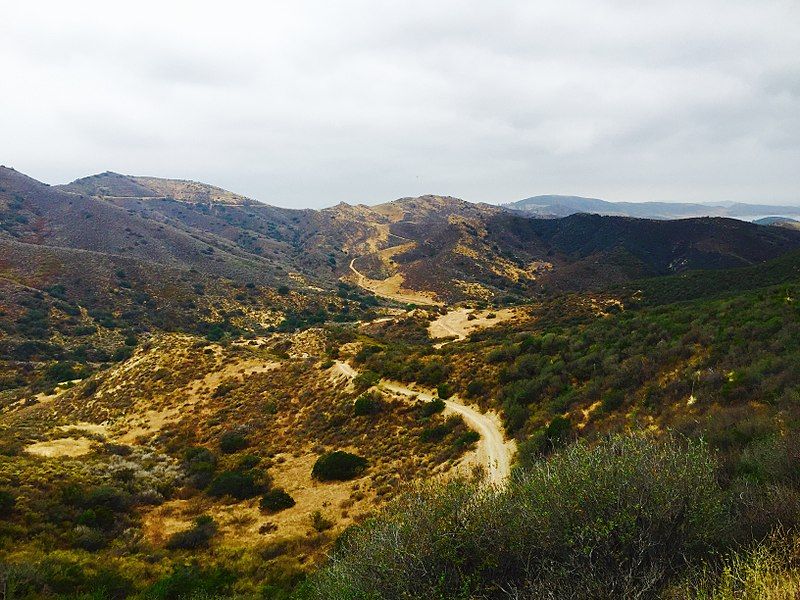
[505,194,800,220]
[3,166,800,305]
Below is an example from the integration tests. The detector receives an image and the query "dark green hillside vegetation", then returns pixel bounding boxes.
[618,248,800,307]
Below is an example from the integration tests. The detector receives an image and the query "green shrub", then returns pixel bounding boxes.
[73,526,107,551]
[454,430,480,448]
[418,398,445,418]
[353,392,381,416]
[0,489,14,517]
[436,382,453,399]
[46,361,80,382]
[310,510,334,532]
[183,446,217,488]
[312,451,368,481]
[353,370,380,392]
[260,488,296,513]
[207,470,263,499]
[465,379,487,398]
[236,453,261,470]
[420,417,459,443]
[165,515,218,550]
[142,564,234,600]
[219,431,248,454]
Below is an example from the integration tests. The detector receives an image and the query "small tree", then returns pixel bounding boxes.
[353,371,380,393]
[260,488,296,513]
[0,489,15,517]
[312,451,368,481]
[354,392,382,416]
[219,431,248,454]
[207,470,263,500]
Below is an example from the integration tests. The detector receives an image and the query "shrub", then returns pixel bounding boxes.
[207,470,263,499]
[165,515,218,550]
[436,382,453,399]
[219,431,248,454]
[454,430,480,448]
[46,361,80,382]
[73,526,107,551]
[0,489,14,517]
[418,398,445,418]
[669,531,800,599]
[353,371,380,392]
[465,379,487,398]
[420,418,458,443]
[310,510,334,532]
[601,389,625,412]
[260,488,296,513]
[312,451,368,481]
[236,454,261,470]
[183,446,217,488]
[142,564,234,600]
[353,392,381,416]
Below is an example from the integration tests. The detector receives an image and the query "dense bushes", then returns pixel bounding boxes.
[141,564,234,599]
[312,451,368,481]
[352,370,380,393]
[301,434,728,599]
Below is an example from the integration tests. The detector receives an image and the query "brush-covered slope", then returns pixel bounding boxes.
[57,171,258,205]
[353,203,800,302]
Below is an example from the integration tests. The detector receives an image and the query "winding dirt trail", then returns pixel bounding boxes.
[348,254,442,306]
[333,361,513,485]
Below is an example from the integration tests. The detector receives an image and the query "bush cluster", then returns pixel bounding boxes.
[302,434,729,599]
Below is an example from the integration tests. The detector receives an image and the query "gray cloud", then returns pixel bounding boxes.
[1,0,798,208]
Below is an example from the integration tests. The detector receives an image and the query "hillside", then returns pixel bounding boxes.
[57,172,259,205]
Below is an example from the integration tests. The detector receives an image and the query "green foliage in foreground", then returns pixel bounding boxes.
[298,433,769,600]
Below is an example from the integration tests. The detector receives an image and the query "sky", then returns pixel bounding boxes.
[1,1,798,209]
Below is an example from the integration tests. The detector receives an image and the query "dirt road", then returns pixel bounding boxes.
[333,361,513,485]
[348,256,442,306]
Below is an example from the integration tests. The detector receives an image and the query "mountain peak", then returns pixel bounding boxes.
[56,173,258,205]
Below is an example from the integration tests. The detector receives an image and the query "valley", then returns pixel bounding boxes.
[3,167,800,598]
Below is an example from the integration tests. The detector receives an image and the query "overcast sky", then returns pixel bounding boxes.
[2,1,798,208]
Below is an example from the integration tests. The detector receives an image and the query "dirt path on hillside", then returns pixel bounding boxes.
[348,251,443,306]
[332,361,513,485]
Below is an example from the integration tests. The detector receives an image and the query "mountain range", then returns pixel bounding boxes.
[3,167,800,309]
[505,194,800,220]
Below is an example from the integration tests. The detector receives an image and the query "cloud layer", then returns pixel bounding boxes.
[2,0,798,207]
